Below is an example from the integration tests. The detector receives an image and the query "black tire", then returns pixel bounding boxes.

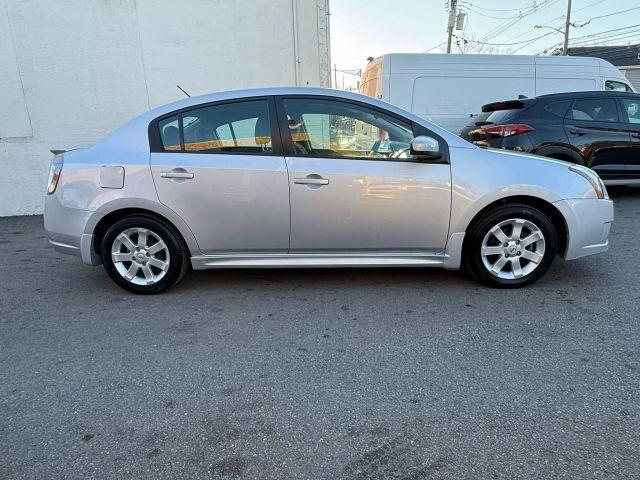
[464,204,558,288]
[100,215,189,294]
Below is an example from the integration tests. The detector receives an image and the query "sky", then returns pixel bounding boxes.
[330,0,640,89]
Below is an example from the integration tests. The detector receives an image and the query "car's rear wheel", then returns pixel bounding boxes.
[101,215,189,294]
[464,204,557,288]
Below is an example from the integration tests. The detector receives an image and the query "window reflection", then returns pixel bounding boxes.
[282,98,414,159]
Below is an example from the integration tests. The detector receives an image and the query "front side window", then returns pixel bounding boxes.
[158,100,272,154]
[568,98,619,122]
[621,98,640,124]
[606,80,633,92]
[281,98,414,159]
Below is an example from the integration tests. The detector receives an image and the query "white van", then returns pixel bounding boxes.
[360,53,635,133]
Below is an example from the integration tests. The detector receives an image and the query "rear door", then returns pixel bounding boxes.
[149,97,290,254]
[563,96,630,177]
[619,96,640,176]
[276,96,451,253]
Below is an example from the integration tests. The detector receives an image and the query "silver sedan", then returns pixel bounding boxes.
[44,87,613,293]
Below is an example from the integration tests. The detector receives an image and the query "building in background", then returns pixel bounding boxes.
[0,0,331,216]
[567,44,640,91]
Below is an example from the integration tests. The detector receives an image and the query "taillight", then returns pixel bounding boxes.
[483,124,534,137]
[47,155,64,194]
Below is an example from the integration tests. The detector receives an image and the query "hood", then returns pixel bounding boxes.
[484,147,574,168]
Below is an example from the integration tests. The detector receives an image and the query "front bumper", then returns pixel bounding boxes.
[553,198,614,260]
[44,195,100,265]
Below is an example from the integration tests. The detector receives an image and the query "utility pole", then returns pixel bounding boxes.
[562,0,572,55]
[446,0,458,54]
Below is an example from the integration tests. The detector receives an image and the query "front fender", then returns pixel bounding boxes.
[449,184,564,235]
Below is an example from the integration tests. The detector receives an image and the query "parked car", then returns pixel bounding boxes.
[361,53,634,133]
[460,91,640,185]
[44,87,613,293]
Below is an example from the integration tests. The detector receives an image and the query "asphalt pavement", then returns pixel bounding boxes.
[1,187,639,479]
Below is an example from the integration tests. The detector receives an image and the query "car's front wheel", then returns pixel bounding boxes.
[464,204,558,288]
[101,215,189,294]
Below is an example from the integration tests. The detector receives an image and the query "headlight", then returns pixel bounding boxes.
[47,155,64,194]
[569,165,607,199]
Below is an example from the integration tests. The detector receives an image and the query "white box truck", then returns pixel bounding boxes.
[360,53,635,133]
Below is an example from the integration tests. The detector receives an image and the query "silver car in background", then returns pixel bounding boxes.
[44,87,613,293]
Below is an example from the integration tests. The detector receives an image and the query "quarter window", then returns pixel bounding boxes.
[159,115,181,151]
[544,100,571,118]
[568,98,620,123]
[281,98,415,159]
[621,98,640,124]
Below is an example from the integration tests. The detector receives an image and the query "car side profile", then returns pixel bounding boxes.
[44,87,613,293]
[460,91,640,185]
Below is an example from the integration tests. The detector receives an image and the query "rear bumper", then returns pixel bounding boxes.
[44,195,101,265]
[553,198,614,260]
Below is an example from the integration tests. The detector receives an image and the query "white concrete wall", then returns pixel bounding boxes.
[0,0,330,216]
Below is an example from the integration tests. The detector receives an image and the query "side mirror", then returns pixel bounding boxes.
[410,136,442,161]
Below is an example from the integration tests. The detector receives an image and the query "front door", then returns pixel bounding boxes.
[277,96,451,253]
[150,98,290,254]
[564,96,630,178]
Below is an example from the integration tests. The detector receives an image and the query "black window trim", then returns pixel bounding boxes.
[148,96,284,156]
[565,95,623,124]
[273,94,449,164]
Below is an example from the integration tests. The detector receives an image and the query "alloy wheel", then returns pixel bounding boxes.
[111,227,170,285]
[480,218,546,280]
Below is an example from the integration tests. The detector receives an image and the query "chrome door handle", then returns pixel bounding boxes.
[293,177,329,185]
[160,171,194,179]
[632,133,640,139]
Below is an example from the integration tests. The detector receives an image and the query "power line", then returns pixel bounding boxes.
[454,28,558,47]
[574,6,640,27]
[535,0,607,26]
[454,2,640,56]
[571,24,640,41]
[458,1,549,13]
[423,42,447,53]
[538,24,640,51]
[462,0,560,52]
[538,38,640,56]
[479,0,558,41]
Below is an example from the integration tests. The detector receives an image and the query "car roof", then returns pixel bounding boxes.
[92,86,472,155]
[535,90,640,100]
[149,87,389,117]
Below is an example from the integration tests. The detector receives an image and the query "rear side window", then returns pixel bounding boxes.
[544,100,571,118]
[568,98,619,122]
[621,98,640,124]
[159,115,180,151]
[157,100,273,154]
